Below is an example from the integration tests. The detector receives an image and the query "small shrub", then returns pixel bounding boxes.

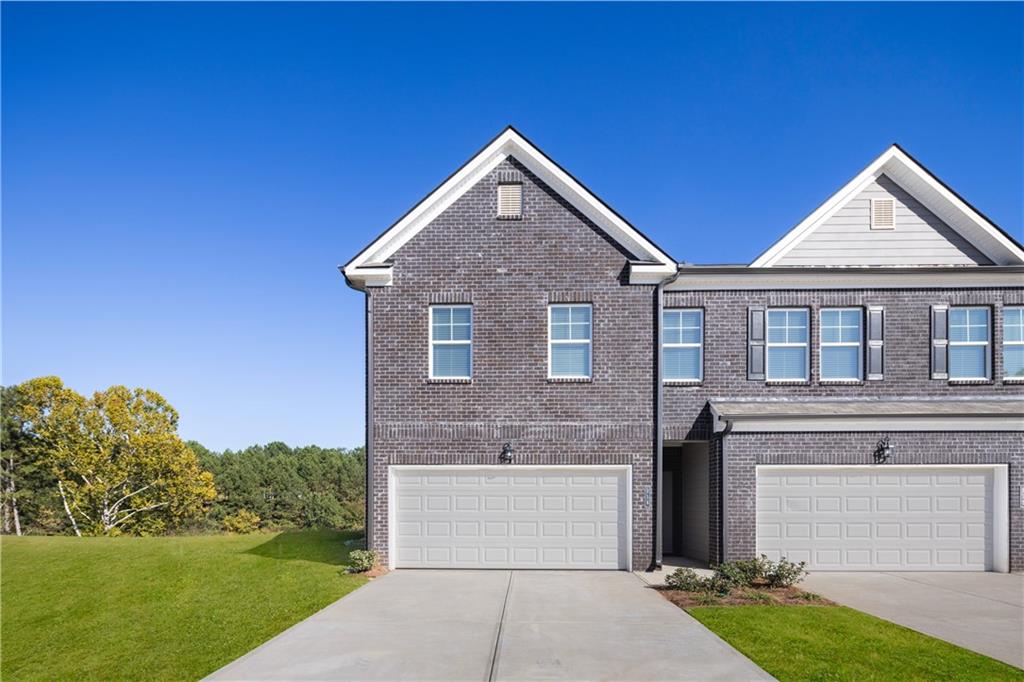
[763,556,808,588]
[664,567,732,595]
[798,591,823,602]
[714,557,768,587]
[664,567,706,591]
[704,573,734,596]
[222,509,261,534]
[348,549,377,573]
[711,555,808,589]
[694,591,721,606]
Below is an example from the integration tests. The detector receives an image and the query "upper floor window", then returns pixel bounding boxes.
[430,305,472,379]
[766,308,809,382]
[1003,307,1024,380]
[549,304,591,379]
[663,309,703,382]
[820,308,862,381]
[948,307,990,380]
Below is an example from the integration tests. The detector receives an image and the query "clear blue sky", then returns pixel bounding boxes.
[3,2,1021,451]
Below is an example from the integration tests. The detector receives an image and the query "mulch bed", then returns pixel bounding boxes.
[657,585,837,608]
[363,565,390,579]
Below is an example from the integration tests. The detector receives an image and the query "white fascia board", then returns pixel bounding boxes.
[882,147,1024,265]
[750,149,893,267]
[751,145,1024,267]
[345,265,393,288]
[344,128,676,289]
[666,265,1024,291]
[628,262,677,284]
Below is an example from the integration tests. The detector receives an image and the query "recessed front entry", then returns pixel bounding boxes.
[390,466,630,570]
[756,465,1009,572]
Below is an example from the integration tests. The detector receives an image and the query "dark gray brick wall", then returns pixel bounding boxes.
[665,288,1023,569]
[360,155,1023,572]
[663,288,1024,440]
[718,432,1024,572]
[367,157,657,568]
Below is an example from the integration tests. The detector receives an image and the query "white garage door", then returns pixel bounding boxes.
[391,466,630,570]
[757,465,1008,572]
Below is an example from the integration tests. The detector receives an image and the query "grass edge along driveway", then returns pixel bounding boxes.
[688,605,1024,681]
[1,530,368,681]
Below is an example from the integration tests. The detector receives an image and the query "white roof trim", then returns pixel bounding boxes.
[750,145,1024,267]
[667,265,1024,291]
[345,127,675,288]
[628,261,677,284]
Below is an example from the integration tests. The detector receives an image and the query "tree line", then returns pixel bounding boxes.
[1,377,365,536]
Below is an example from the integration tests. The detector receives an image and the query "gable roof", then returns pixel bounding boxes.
[750,144,1024,267]
[343,126,676,288]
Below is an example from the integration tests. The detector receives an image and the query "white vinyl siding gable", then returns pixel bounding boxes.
[948,307,990,381]
[430,305,472,379]
[776,175,992,266]
[548,305,592,379]
[1002,307,1024,381]
[820,308,863,382]
[663,309,703,382]
[766,309,809,382]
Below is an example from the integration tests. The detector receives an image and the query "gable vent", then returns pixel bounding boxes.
[497,183,523,220]
[871,197,895,230]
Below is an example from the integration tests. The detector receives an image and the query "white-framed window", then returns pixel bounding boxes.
[663,309,703,382]
[766,308,809,381]
[948,306,990,380]
[1002,306,1024,380]
[429,305,472,379]
[820,308,863,381]
[548,304,592,379]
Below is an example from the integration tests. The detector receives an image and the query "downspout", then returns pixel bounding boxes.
[653,265,682,570]
[713,418,733,565]
[341,268,373,553]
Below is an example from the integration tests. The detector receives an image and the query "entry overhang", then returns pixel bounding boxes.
[710,398,1024,433]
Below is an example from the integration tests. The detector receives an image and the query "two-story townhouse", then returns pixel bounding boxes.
[343,127,1024,573]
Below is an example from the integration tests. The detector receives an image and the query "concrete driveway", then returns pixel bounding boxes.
[802,572,1024,669]
[208,570,771,681]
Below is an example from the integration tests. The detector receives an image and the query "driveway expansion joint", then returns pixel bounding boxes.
[487,570,514,682]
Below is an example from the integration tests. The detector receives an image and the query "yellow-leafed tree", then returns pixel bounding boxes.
[14,377,215,535]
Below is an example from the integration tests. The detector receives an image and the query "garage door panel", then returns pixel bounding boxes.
[757,466,996,571]
[393,467,628,569]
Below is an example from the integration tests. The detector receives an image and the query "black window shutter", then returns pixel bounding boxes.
[748,306,766,380]
[866,306,884,380]
[930,305,949,379]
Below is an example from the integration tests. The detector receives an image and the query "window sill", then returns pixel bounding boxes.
[496,215,522,221]
[426,378,473,384]
[948,379,994,386]
[765,380,811,386]
[819,379,864,385]
[547,377,592,384]
[664,380,702,386]
[1002,377,1024,384]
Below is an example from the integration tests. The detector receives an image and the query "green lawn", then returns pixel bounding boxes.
[689,605,1024,681]
[1,530,368,681]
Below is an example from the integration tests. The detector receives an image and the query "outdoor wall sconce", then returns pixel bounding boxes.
[872,436,894,464]
[499,442,515,464]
